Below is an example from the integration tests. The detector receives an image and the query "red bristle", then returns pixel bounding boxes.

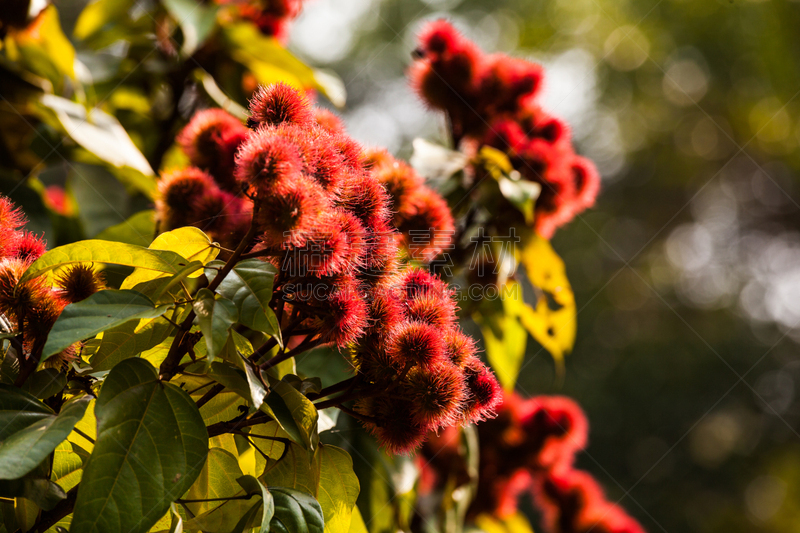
[356,343,405,384]
[335,172,392,230]
[255,174,330,246]
[271,122,322,176]
[156,167,218,230]
[0,196,26,231]
[330,134,365,172]
[360,397,429,454]
[444,329,477,367]
[177,108,248,191]
[394,267,450,302]
[313,108,344,134]
[10,231,46,264]
[483,118,529,156]
[234,127,304,195]
[417,19,466,57]
[396,186,456,262]
[373,159,425,213]
[362,147,395,172]
[0,258,44,321]
[404,363,467,429]
[531,468,608,533]
[386,320,446,370]
[405,293,457,329]
[313,279,368,347]
[461,356,502,423]
[283,208,367,277]
[476,54,544,116]
[249,82,314,127]
[310,134,348,193]
[363,286,404,342]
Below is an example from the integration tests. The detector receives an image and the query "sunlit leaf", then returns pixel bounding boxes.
[95,210,156,247]
[162,0,218,56]
[475,281,528,391]
[13,6,75,82]
[517,231,577,369]
[89,315,175,371]
[237,475,274,533]
[262,378,318,451]
[193,289,239,363]
[38,94,154,177]
[410,138,468,182]
[270,487,324,533]
[42,289,169,359]
[74,0,136,40]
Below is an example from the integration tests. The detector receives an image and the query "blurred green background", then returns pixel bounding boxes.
[286,0,800,531]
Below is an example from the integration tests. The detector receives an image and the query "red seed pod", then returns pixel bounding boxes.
[9,231,46,264]
[44,343,81,370]
[569,155,601,214]
[24,288,66,343]
[56,264,105,304]
[362,286,405,342]
[359,219,398,274]
[356,343,405,384]
[476,54,544,116]
[283,209,367,277]
[579,500,647,533]
[404,363,467,428]
[531,468,610,533]
[517,105,572,147]
[362,147,395,172]
[443,329,477,367]
[461,356,502,423]
[271,122,323,176]
[359,396,429,454]
[310,134,348,193]
[0,258,44,320]
[394,267,450,303]
[482,118,529,156]
[234,127,304,195]
[372,159,425,213]
[330,134,365,172]
[335,172,392,231]
[177,108,248,191]
[312,280,369,347]
[396,186,455,262]
[255,174,329,246]
[386,320,446,370]
[248,82,314,127]
[313,108,345,134]
[405,293,457,329]
[156,167,218,230]
[520,396,589,470]
[0,197,26,257]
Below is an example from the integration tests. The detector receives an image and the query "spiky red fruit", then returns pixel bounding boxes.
[249,82,314,127]
[10,231,46,264]
[519,396,589,470]
[255,175,329,246]
[461,356,502,423]
[387,320,446,370]
[396,186,455,262]
[313,108,344,134]
[404,363,467,428]
[176,108,248,191]
[569,155,601,214]
[234,128,304,194]
[405,293,457,329]
[313,280,368,347]
[443,329,477,367]
[361,397,428,454]
[156,167,217,230]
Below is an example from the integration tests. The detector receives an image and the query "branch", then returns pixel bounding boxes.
[34,485,78,532]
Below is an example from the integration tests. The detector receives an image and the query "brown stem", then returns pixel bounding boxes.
[307,376,359,401]
[260,336,321,371]
[207,412,270,438]
[195,383,225,408]
[159,210,260,381]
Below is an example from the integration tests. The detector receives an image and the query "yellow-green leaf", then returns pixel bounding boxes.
[475,281,528,391]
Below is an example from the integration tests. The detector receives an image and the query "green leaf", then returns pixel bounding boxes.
[193,289,239,363]
[42,289,169,359]
[475,283,528,391]
[263,379,318,451]
[237,475,275,533]
[122,227,218,289]
[0,385,54,440]
[51,440,86,492]
[20,240,194,284]
[74,0,136,40]
[38,94,154,177]
[517,231,577,369]
[13,6,75,81]
[0,476,66,511]
[162,0,218,56]
[207,259,281,341]
[497,176,541,226]
[20,368,67,399]
[409,138,468,182]
[89,316,175,372]
[95,210,156,247]
[71,358,208,533]
[0,395,90,480]
[270,487,324,533]
[316,446,360,533]
[222,23,342,106]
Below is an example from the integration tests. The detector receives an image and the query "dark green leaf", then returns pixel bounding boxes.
[0,395,90,480]
[207,259,281,342]
[0,385,54,440]
[42,289,169,359]
[193,288,239,363]
[0,476,66,511]
[95,210,156,247]
[263,379,318,451]
[20,368,67,399]
[71,358,208,533]
[270,487,324,533]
